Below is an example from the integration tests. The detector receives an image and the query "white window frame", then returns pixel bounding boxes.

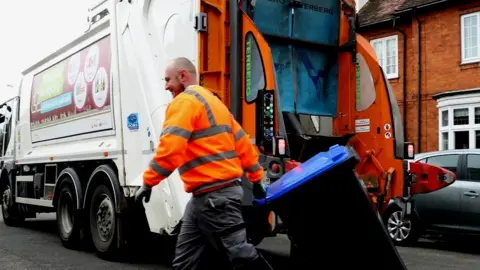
[460,12,480,64]
[437,92,480,150]
[370,35,399,79]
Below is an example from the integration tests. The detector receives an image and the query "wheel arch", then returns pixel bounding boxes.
[83,164,127,213]
[0,167,15,201]
[0,169,10,190]
[384,198,421,220]
[52,167,83,209]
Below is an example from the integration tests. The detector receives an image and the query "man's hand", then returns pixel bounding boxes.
[252,182,267,199]
[135,184,152,205]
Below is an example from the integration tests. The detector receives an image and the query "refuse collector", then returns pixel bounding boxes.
[135,57,273,270]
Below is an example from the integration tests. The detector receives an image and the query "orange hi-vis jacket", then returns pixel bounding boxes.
[143,85,264,193]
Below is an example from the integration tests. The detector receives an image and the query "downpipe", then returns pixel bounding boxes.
[414,9,422,152]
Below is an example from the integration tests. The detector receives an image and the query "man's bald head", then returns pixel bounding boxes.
[170,57,197,76]
[164,57,198,97]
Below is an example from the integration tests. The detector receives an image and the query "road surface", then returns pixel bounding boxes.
[1,213,480,269]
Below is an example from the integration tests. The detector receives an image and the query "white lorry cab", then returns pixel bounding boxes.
[0,0,271,259]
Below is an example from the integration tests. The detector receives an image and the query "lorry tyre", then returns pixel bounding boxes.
[1,184,25,227]
[89,183,126,260]
[56,182,82,249]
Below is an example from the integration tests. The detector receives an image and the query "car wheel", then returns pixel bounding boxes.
[383,205,421,246]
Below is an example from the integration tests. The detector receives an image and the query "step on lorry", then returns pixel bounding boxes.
[0,0,455,265]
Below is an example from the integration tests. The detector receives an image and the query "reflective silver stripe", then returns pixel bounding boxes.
[245,163,261,173]
[178,150,238,174]
[190,124,232,141]
[161,126,192,140]
[235,129,246,141]
[184,90,217,127]
[150,160,173,176]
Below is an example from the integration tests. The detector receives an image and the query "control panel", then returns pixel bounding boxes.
[256,89,276,154]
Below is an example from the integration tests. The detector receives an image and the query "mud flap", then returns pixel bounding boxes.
[254,145,407,269]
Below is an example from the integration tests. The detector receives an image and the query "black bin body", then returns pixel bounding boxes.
[254,145,407,269]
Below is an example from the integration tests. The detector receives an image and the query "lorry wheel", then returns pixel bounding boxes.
[1,184,25,227]
[89,183,124,259]
[56,183,82,249]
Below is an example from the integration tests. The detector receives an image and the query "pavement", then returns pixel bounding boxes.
[2,213,480,269]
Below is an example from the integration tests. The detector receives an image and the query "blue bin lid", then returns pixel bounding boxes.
[254,144,352,207]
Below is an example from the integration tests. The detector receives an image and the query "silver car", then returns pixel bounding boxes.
[382,149,480,245]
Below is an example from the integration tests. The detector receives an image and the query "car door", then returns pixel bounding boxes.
[457,153,480,231]
[413,153,462,229]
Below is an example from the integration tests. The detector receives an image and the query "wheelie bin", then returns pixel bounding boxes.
[254,145,407,269]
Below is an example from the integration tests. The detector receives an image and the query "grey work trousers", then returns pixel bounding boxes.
[172,182,260,269]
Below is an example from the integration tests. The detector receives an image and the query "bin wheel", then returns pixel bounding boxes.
[1,184,25,227]
[383,204,421,246]
[56,183,82,249]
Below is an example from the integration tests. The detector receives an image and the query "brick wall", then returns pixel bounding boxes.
[359,2,480,153]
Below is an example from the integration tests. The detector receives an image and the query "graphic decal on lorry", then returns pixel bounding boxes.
[127,113,139,131]
[29,35,112,142]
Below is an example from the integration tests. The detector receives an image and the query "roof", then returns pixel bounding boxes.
[396,0,449,12]
[358,0,451,27]
[358,0,407,27]
[433,88,480,100]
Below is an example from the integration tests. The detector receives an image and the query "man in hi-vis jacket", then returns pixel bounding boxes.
[135,57,273,270]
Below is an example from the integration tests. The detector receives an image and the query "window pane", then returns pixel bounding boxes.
[372,41,384,67]
[386,39,397,75]
[442,110,448,126]
[463,15,478,59]
[453,108,469,125]
[426,154,459,175]
[476,130,480,149]
[475,107,480,124]
[442,132,449,150]
[355,54,376,111]
[467,154,480,181]
[244,33,266,103]
[454,130,469,149]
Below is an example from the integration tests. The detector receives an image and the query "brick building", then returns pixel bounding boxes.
[358,0,480,153]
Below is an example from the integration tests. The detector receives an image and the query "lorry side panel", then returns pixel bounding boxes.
[17,21,121,166]
[113,0,199,233]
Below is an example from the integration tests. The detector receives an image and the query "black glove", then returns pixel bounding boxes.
[252,182,267,199]
[135,184,152,205]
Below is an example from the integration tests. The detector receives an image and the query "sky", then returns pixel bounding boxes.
[0,0,92,94]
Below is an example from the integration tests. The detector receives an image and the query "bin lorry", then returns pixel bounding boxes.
[0,0,455,263]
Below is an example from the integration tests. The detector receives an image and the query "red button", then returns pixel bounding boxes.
[271,163,280,173]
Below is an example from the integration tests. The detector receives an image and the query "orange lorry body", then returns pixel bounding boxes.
[196,0,455,217]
